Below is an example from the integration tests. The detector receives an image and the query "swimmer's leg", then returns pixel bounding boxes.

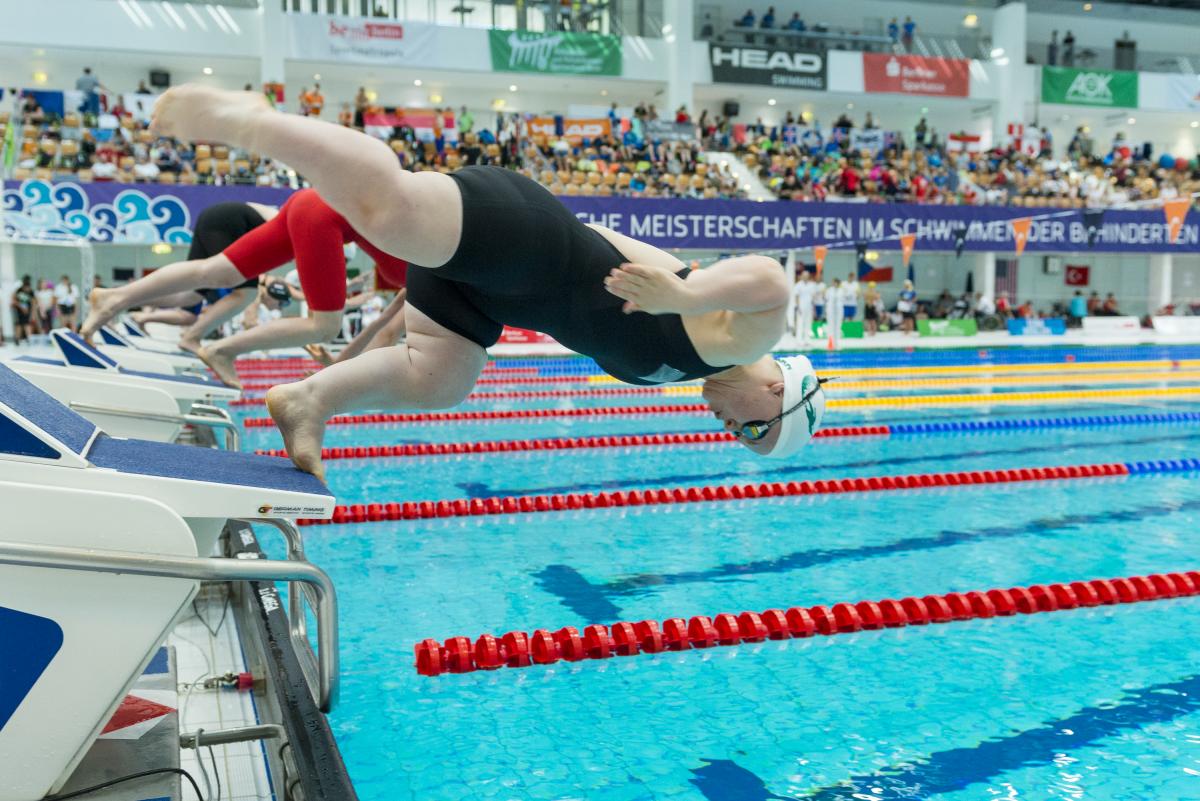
[178,287,256,355]
[152,87,461,267]
[81,254,244,340]
[333,290,407,364]
[131,308,199,328]
[199,309,344,389]
[266,307,483,480]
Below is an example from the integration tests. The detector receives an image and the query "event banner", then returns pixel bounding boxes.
[645,119,698,142]
[5,180,1199,255]
[489,31,621,76]
[1041,66,1138,108]
[917,319,978,337]
[862,54,969,97]
[362,108,458,144]
[1007,318,1067,336]
[1164,74,1200,112]
[288,15,437,66]
[525,116,612,144]
[709,45,827,90]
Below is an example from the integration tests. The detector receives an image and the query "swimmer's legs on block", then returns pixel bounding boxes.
[81,255,245,339]
[178,288,257,355]
[199,309,344,389]
[152,87,462,268]
[266,306,484,481]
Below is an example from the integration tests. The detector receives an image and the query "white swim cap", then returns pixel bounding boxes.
[764,355,826,460]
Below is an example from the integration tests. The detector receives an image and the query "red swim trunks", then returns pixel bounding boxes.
[223,188,408,312]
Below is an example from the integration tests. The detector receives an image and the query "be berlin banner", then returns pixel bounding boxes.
[3,180,1195,254]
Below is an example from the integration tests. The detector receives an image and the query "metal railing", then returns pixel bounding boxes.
[0,533,340,711]
[68,401,241,451]
[233,517,330,709]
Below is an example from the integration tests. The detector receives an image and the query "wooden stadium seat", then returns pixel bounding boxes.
[598,183,613,196]
[196,158,213,175]
[137,129,153,144]
[0,111,9,124]
[571,171,586,184]
[60,140,79,158]
[116,171,133,183]
[565,183,580,195]
[119,156,135,171]
[62,112,80,128]
[540,170,555,184]
[194,144,212,160]
[214,159,231,176]
[550,182,565,194]
[695,163,708,176]
[22,125,38,139]
[212,145,230,160]
[120,116,135,130]
[617,173,631,188]
[691,174,705,189]
[486,144,500,159]
[76,169,94,183]
[588,172,601,186]
[603,171,617,186]
[34,167,53,181]
[580,183,596,195]
[389,139,405,152]
[157,172,177,184]
[12,167,32,180]
[39,139,58,157]
[556,169,570,183]
[178,171,197,185]
[234,159,251,174]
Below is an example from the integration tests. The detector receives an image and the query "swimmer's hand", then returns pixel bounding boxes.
[604,263,698,316]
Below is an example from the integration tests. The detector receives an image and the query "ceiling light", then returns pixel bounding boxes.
[33,48,44,56]
[151,243,173,255]
[492,98,506,109]
[32,71,48,85]
[1083,2,1093,10]
[509,84,518,92]
[1127,117,1136,125]
[846,102,854,109]
[990,47,1005,59]
[365,90,378,102]
[962,13,978,28]
[313,73,321,80]
[429,93,443,103]
[600,89,608,96]
[921,106,929,114]
[768,98,776,106]
[202,66,213,75]
[413,79,422,86]
[1191,120,1200,128]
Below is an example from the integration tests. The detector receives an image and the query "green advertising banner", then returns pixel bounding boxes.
[1041,66,1138,108]
[917,318,978,337]
[812,321,865,339]
[489,30,622,76]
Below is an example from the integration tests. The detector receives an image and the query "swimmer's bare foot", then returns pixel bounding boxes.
[304,343,334,368]
[197,345,243,389]
[177,337,202,357]
[266,382,328,483]
[152,84,270,150]
[79,287,120,341]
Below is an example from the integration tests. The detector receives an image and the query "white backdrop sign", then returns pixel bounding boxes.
[289,15,438,65]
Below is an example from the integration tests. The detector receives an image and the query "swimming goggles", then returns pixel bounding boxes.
[732,377,831,442]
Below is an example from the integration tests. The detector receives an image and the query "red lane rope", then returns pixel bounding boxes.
[296,461,1130,526]
[254,426,887,459]
[243,403,709,427]
[413,570,1200,676]
[231,385,688,405]
[237,374,600,387]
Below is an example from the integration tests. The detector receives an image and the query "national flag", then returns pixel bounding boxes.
[1065,265,1090,286]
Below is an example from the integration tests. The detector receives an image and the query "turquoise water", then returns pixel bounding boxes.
[239,350,1200,801]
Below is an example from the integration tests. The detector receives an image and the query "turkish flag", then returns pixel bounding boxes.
[1065,265,1090,286]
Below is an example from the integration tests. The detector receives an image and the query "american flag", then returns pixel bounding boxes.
[995,258,1020,301]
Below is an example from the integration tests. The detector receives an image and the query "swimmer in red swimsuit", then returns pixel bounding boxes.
[81,188,408,388]
[150,86,823,482]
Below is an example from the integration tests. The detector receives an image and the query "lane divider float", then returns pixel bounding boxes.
[414,570,1200,676]
[255,412,1200,461]
[230,371,1200,406]
[243,386,1200,428]
[293,458,1199,526]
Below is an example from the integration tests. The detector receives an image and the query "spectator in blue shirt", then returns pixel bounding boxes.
[760,6,776,28]
[887,18,899,43]
[1068,290,1088,326]
[902,17,916,48]
[737,8,755,27]
[786,13,805,31]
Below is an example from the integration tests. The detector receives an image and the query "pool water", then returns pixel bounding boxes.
[238,346,1200,801]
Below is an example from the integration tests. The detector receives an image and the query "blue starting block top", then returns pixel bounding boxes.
[44,332,227,388]
[0,363,98,457]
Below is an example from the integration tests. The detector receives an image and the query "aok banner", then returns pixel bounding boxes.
[489,30,621,76]
[709,44,827,90]
[525,117,612,144]
[288,15,438,65]
[1041,66,1138,108]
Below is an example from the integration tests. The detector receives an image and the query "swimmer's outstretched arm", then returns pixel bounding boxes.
[605,256,789,315]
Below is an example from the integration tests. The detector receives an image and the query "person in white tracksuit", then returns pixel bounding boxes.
[826,277,845,349]
[791,270,818,346]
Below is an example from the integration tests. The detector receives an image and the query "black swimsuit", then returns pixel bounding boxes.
[190,201,265,304]
[406,167,725,385]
